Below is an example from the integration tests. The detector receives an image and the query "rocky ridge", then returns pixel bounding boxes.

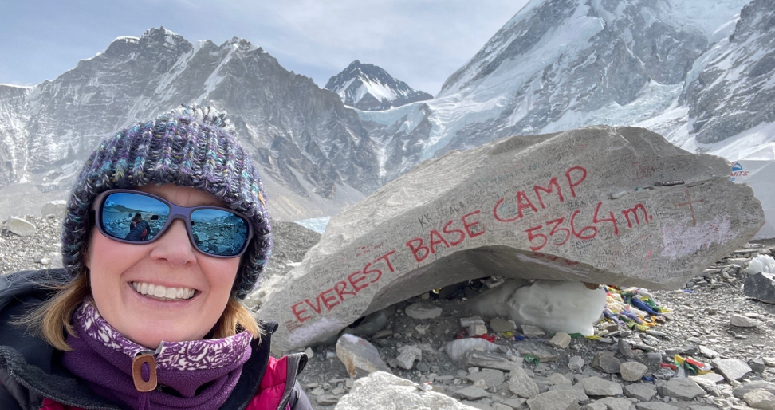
[3,210,775,410]
[0,27,376,221]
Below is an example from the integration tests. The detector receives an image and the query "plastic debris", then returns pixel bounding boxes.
[523,354,540,365]
[474,334,497,343]
[601,285,670,334]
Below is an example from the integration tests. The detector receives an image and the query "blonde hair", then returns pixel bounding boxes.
[19,269,261,351]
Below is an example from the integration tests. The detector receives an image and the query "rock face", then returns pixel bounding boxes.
[683,0,775,144]
[744,272,775,304]
[257,126,764,351]
[0,28,377,221]
[334,371,479,410]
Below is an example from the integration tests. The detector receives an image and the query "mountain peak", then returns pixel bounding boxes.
[325,61,432,111]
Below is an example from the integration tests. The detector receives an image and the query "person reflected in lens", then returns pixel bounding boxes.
[0,105,312,410]
[125,213,150,241]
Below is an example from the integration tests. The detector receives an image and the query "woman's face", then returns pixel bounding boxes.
[86,184,241,348]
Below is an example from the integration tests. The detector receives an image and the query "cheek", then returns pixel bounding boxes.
[200,257,241,292]
[86,230,146,288]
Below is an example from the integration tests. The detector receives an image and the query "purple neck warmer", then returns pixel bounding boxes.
[62,300,253,410]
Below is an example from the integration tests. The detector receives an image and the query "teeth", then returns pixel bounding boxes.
[132,282,196,301]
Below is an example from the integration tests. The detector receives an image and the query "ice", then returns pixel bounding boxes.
[294,217,331,234]
[746,255,775,275]
[472,280,607,336]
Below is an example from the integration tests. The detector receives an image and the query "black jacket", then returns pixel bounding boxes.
[0,270,312,410]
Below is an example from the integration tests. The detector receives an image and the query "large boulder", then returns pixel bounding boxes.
[744,272,775,304]
[334,371,479,410]
[257,126,764,351]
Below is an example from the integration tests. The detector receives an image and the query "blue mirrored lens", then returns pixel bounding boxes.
[190,209,249,257]
[101,193,169,242]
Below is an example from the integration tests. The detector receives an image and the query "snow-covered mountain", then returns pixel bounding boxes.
[360,0,770,184]
[2,0,773,220]
[0,28,379,220]
[325,60,432,111]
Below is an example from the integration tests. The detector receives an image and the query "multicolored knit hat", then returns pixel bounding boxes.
[61,105,271,299]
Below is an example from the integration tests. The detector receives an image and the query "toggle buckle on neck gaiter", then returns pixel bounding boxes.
[131,351,158,392]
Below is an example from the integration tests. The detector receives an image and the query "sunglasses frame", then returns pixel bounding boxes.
[91,189,254,258]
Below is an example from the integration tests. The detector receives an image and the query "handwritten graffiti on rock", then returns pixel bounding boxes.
[406,211,485,263]
[493,166,588,222]
[290,250,398,324]
[524,201,652,251]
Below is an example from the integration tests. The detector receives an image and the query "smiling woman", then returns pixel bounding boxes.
[0,105,312,410]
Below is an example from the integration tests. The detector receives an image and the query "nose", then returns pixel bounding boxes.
[149,219,196,267]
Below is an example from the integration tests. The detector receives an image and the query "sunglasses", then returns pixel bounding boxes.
[91,189,253,258]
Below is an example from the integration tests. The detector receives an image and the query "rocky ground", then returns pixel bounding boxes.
[2,214,774,410]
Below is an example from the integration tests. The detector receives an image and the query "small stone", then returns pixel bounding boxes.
[415,324,431,335]
[40,257,51,266]
[715,358,752,381]
[526,390,578,410]
[743,389,775,410]
[466,369,506,389]
[396,349,418,370]
[7,217,36,237]
[763,357,775,367]
[456,385,490,400]
[698,345,719,359]
[568,356,584,371]
[521,325,545,338]
[466,352,519,372]
[405,303,443,320]
[618,339,635,358]
[336,334,391,378]
[748,357,766,374]
[594,352,621,374]
[490,318,516,333]
[509,398,533,408]
[734,381,775,399]
[41,200,66,218]
[311,387,326,395]
[508,366,540,398]
[548,384,588,402]
[658,378,705,400]
[316,394,340,405]
[624,383,657,401]
[731,314,758,328]
[304,347,314,359]
[620,362,648,382]
[646,352,663,363]
[579,376,623,396]
[469,323,488,336]
[517,343,559,363]
[461,316,486,327]
[546,373,572,386]
[593,397,635,410]
[549,332,571,348]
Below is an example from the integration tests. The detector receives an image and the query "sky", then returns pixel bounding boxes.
[0,0,530,96]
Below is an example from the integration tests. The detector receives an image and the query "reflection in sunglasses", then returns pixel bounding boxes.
[100,191,251,257]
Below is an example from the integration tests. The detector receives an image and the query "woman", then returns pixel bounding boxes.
[0,106,312,410]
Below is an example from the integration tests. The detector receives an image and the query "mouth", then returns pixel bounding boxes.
[130,281,197,301]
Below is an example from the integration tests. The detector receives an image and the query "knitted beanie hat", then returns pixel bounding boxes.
[61,105,271,299]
